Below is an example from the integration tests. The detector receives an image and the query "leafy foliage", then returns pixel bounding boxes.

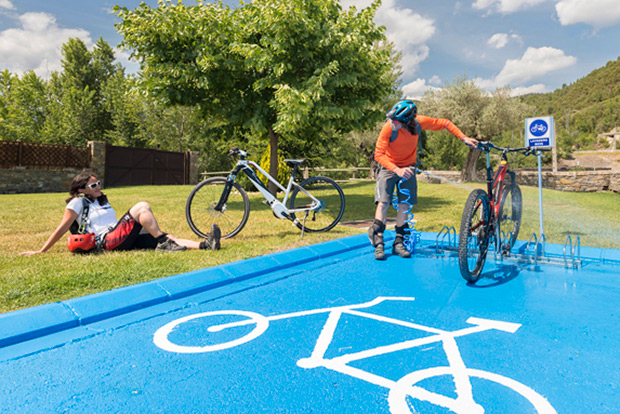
[114,0,399,183]
[420,77,531,177]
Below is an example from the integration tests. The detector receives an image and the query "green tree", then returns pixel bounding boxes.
[42,72,98,145]
[42,37,122,145]
[0,70,48,142]
[7,71,48,142]
[422,79,530,180]
[115,0,398,194]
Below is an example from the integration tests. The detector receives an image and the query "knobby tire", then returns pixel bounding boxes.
[497,183,523,252]
[458,189,491,283]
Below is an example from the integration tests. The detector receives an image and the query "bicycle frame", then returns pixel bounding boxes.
[479,143,528,252]
[215,152,322,221]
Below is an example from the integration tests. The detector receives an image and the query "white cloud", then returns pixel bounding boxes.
[473,0,548,14]
[471,47,574,94]
[472,77,497,91]
[0,0,15,10]
[508,83,548,96]
[114,48,140,75]
[402,78,440,100]
[428,75,442,85]
[556,0,620,28]
[488,33,509,48]
[339,0,374,9]
[341,0,435,77]
[488,33,522,48]
[472,77,547,95]
[0,12,93,78]
[494,46,577,86]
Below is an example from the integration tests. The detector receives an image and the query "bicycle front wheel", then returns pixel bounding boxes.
[497,183,522,252]
[288,176,345,232]
[458,189,491,283]
[186,177,250,239]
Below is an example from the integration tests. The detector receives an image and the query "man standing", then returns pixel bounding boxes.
[368,99,478,260]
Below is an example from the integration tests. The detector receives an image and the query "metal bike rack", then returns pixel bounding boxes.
[493,230,514,261]
[419,229,583,271]
[435,226,458,254]
[525,233,541,263]
[563,235,582,269]
[492,232,582,269]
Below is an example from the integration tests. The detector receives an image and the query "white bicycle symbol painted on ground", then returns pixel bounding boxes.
[153,297,557,414]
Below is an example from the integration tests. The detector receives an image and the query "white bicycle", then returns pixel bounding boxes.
[186,147,345,239]
[154,297,557,414]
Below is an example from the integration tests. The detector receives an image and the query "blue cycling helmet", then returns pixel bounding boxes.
[386,99,417,123]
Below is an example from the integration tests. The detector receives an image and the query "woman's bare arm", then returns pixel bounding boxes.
[20,209,79,255]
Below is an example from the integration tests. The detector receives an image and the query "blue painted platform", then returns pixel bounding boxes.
[1,232,619,414]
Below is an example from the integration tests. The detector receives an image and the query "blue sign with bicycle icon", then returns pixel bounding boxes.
[525,116,554,148]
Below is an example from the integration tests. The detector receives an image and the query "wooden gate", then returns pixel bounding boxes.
[105,145,190,187]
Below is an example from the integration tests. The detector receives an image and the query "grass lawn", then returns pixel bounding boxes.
[1,179,619,313]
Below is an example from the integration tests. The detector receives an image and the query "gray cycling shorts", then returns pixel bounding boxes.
[375,167,418,205]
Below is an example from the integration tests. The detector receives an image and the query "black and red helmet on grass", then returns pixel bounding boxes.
[67,233,96,253]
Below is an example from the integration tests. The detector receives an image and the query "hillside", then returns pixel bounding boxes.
[520,56,620,143]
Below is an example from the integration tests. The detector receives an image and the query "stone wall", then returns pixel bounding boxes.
[0,167,84,194]
[0,141,103,194]
[416,169,620,193]
[515,170,620,193]
[188,151,199,186]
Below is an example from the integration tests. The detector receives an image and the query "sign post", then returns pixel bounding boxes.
[525,116,555,239]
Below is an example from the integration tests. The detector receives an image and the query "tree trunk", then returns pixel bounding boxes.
[369,159,378,179]
[461,149,481,182]
[268,126,279,196]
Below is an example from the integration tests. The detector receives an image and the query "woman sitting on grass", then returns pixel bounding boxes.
[20,172,221,255]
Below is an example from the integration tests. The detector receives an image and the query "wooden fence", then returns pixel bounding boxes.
[201,166,374,182]
[0,141,90,169]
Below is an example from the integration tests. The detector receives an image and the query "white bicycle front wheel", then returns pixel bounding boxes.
[153,310,269,354]
[388,366,557,414]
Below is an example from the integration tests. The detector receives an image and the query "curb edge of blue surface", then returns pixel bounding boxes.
[0,233,373,349]
[1,231,618,350]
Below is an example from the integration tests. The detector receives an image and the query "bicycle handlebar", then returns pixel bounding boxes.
[476,142,551,156]
[229,147,249,159]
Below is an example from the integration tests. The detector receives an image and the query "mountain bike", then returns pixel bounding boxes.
[186,148,345,239]
[458,142,534,283]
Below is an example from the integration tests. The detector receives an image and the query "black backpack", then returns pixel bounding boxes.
[69,197,91,235]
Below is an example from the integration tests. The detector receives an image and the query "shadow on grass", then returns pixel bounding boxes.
[341,193,447,222]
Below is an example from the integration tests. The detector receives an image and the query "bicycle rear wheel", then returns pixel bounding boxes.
[288,176,345,232]
[497,183,522,252]
[186,177,250,239]
[458,189,491,283]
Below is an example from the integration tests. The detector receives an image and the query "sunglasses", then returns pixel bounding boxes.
[85,181,101,189]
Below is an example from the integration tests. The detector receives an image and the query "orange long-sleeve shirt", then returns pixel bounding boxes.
[374,115,467,171]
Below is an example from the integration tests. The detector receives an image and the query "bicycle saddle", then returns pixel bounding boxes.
[284,159,306,167]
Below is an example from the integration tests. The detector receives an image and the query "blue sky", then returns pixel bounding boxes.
[1,0,620,98]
